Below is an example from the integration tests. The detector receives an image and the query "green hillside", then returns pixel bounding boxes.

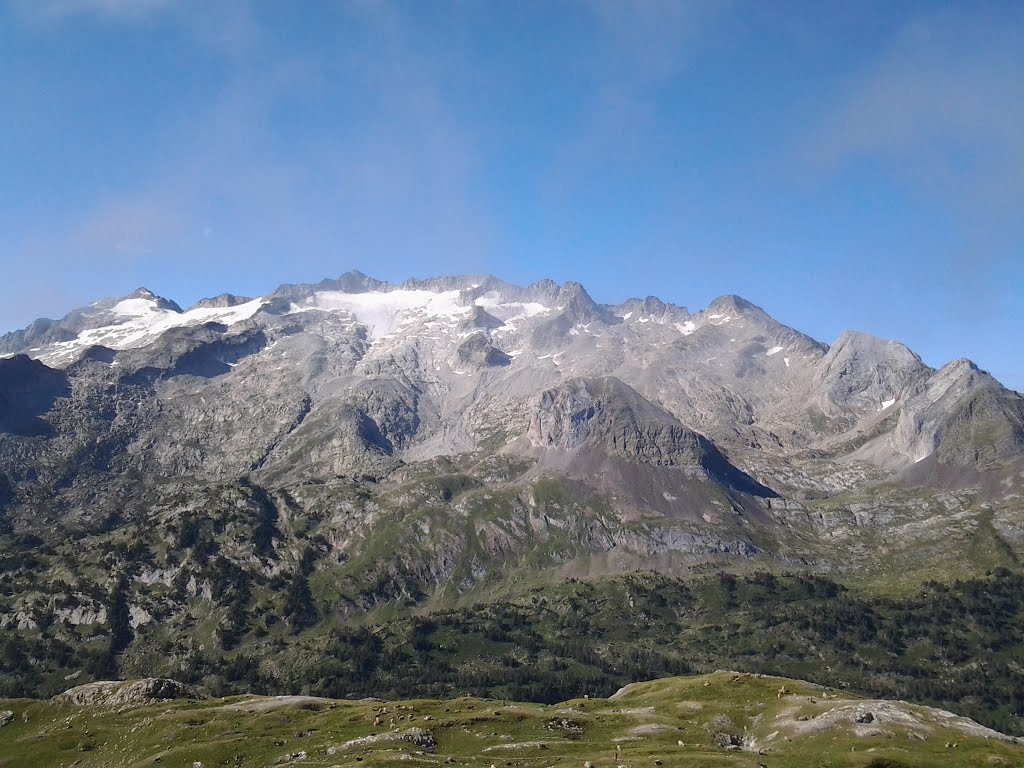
[1,672,1021,768]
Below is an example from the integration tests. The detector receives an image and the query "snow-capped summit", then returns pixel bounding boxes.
[0,271,1019,488]
[0,287,264,366]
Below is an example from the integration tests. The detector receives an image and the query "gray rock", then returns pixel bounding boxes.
[340,727,436,750]
[53,679,199,708]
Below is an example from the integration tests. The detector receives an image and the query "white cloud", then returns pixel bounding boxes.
[17,0,257,57]
[537,0,728,209]
[584,0,725,84]
[24,0,176,22]
[811,6,1024,222]
[2,0,494,325]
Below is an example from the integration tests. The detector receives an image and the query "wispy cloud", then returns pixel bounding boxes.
[17,0,257,56]
[21,0,176,22]
[812,5,1024,227]
[318,2,494,273]
[74,193,187,258]
[3,0,493,318]
[543,0,728,200]
[583,0,725,84]
[804,3,1024,328]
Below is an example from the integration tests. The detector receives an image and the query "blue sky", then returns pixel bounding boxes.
[2,1,1022,389]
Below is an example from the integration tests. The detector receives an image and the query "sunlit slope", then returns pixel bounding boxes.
[0,672,1020,768]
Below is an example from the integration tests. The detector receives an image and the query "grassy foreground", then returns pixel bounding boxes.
[0,672,1021,768]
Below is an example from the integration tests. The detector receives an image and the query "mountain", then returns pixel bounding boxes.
[0,272,1022,732]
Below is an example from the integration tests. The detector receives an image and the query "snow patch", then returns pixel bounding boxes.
[34,296,266,366]
[675,320,696,335]
[879,398,896,411]
[475,292,549,322]
[766,346,784,356]
[288,289,468,339]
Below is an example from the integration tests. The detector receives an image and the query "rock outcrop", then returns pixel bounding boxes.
[53,679,199,708]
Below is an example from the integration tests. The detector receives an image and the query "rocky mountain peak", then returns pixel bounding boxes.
[523,278,561,305]
[527,376,776,497]
[554,281,607,324]
[188,293,254,310]
[814,330,930,418]
[704,294,760,317]
[461,305,504,331]
[615,296,691,325]
[936,357,981,379]
[327,270,390,294]
[831,329,921,356]
[123,288,183,313]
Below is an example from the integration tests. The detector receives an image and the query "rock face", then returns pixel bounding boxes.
[531,377,694,461]
[53,679,199,708]
[0,355,70,436]
[188,293,254,310]
[814,331,929,418]
[340,727,436,750]
[528,377,774,496]
[455,333,510,368]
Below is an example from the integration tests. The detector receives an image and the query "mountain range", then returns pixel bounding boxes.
[1,272,1022,733]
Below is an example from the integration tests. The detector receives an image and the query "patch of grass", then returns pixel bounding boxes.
[0,672,1020,768]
